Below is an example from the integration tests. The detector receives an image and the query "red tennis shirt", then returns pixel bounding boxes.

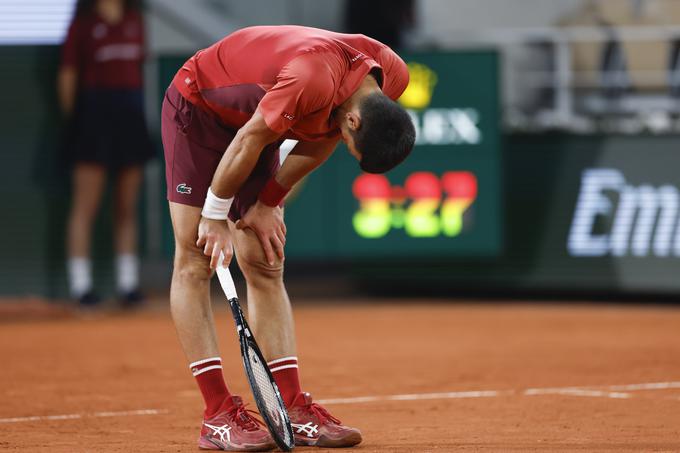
[172,25,409,141]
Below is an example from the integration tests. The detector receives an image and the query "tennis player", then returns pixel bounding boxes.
[161,25,414,451]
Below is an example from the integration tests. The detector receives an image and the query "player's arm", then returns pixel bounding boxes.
[377,46,410,101]
[197,111,281,269]
[234,137,339,265]
[209,111,280,199]
[275,137,340,189]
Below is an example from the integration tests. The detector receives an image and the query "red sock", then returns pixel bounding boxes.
[190,357,233,417]
[268,356,302,407]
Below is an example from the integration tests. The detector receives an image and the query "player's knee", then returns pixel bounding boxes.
[173,245,213,283]
[239,254,283,285]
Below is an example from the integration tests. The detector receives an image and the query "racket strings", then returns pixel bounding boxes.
[249,347,282,409]
[247,345,292,444]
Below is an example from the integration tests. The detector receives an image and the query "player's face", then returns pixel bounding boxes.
[341,130,361,161]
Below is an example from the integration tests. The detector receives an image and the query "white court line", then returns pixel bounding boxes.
[317,381,680,406]
[0,409,168,424]
[606,381,680,391]
[0,414,83,423]
[318,390,505,405]
[524,388,631,399]
[4,381,680,424]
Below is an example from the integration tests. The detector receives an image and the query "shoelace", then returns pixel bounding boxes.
[304,402,341,425]
[228,403,266,432]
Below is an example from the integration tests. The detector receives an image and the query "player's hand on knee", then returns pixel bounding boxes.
[196,217,233,269]
[235,201,286,266]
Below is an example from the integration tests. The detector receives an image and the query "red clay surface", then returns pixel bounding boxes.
[2,299,680,452]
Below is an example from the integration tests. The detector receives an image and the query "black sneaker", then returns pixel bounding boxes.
[78,291,101,308]
[119,289,145,309]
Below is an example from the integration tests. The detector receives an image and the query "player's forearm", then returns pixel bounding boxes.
[275,139,339,189]
[210,131,265,199]
[57,66,77,116]
[209,111,281,199]
[275,154,324,188]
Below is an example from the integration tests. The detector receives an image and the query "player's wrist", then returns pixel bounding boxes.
[258,177,290,207]
[201,187,233,220]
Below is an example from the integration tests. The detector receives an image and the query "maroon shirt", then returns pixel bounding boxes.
[61,10,145,89]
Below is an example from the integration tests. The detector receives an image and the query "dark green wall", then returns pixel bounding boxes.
[1,46,138,298]
[1,46,65,296]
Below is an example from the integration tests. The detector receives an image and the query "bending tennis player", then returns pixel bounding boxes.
[161,25,415,451]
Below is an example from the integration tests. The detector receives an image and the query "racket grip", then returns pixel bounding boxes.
[215,254,238,300]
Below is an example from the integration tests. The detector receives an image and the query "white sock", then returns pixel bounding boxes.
[116,254,139,293]
[68,257,92,298]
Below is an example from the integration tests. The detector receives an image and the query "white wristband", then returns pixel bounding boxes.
[201,187,233,220]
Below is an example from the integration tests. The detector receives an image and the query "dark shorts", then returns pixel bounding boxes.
[161,84,281,221]
[67,88,154,169]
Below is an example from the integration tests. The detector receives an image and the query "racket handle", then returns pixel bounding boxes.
[215,254,238,300]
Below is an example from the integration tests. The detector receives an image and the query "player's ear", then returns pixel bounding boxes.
[346,111,361,132]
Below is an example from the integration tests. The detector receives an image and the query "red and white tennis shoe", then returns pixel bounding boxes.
[198,396,275,451]
[287,392,362,448]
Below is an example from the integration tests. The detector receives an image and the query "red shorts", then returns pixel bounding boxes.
[161,84,281,221]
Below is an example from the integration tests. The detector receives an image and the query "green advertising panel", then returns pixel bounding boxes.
[359,134,680,296]
[502,134,680,293]
[285,51,502,259]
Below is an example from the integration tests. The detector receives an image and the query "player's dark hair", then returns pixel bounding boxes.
[352,93,416,174]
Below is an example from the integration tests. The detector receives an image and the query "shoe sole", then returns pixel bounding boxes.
[198,436,276,451]
[294,431,363,448]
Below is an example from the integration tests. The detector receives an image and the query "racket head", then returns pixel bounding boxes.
[230,298,295,452]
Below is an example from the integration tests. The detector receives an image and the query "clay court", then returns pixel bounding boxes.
[2,298,680,452]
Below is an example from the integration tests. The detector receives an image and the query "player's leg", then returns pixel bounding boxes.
[224,142,302,404]
[162,83,234,415]
[162,83,274,451]
[169,201,221,362]
[229,220,296,360]
[169,202,274,451]
[230,221,362,448]
[66,162,106,305]
[113,165,144,304]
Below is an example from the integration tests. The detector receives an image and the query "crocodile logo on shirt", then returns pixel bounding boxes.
[176,183,192,194]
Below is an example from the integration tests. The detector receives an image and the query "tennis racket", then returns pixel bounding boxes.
[215,263,294,452]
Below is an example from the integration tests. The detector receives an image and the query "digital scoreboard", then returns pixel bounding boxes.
[284,51,503,259]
